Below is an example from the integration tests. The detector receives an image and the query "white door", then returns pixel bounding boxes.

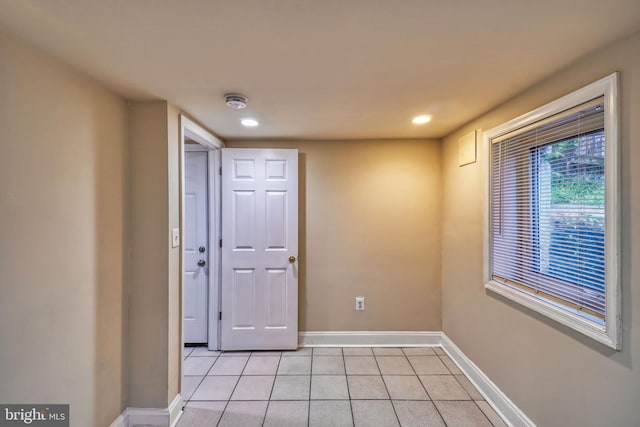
[184,151,209,343]
[221,148,298,350]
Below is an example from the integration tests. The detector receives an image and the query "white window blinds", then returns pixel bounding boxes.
[490,97,606,320]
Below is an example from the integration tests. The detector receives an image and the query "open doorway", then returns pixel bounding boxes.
[179,115,223,398]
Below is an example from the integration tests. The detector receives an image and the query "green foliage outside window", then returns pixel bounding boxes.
[541,132,605,206]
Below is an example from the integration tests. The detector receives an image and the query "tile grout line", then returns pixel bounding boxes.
[434,349,497,425]
[308,348,315,427]
[334,347,357,426]
[372,348,402,426]
[406,346,449,427]
[185,349,219,403]
[262,352,284,426]
[215,352,251,427]
[472,400,499,427]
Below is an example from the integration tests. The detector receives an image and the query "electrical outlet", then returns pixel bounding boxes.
[355,297,365,311]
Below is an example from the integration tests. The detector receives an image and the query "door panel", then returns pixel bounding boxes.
[221,148,298,350]
[233,191,256,249]
[266,268,287,328]
[184,151,209,343]
[266,191,287,249]
[232,268,255,328]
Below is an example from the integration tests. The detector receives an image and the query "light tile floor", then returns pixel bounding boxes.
[178,346,507,427]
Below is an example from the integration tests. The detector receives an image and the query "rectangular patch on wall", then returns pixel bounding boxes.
[459,130,477,166]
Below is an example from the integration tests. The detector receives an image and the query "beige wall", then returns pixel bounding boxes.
[0,32,128,427]
[227,139,442,331]
[127,101,181,408]
[441,32,640,426]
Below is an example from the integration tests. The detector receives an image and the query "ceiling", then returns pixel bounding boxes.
[1,0,639,140]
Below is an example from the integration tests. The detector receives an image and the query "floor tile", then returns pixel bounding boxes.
[402,347,436,356]
[313,347,343,356]
[476,400,508,427]
[218,401,268,427]
[343,347,373,356]
[250,350,282,356]
[263,401,309,427]
[311,375,349,400]
[183,357,216,375]
[439,355,462,374]
[209,356,249,375]
[190,346,221,357]
[230,375,275,400]
[278,356,312,375]
[373,347,404,356]
[351,400,399,427]
[182,376,204,401]
[433,401,493,427]
[419,375,471,400]
[220,351,252,357]
[383,375,429,400]
[408,356,449,375]
[312,355,346,375]
[344,356,380,375]
[282,347,313,356]
[180,345,505,427]
[347,375,389,400]
[392,400,445,427]
[376,356,414,375]
[309,400,353,427]
[190,376,239,400]
[243,356,280,375]
[454,375,484,400]
[271,375,311,400]
[177,401,226,427]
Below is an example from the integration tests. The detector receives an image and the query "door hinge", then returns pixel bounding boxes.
[218,312,222,321]
[219,239,222,248]
[219,166,222,175]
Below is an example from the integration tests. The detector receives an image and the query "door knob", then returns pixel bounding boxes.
[199,246,206,253]
[289,256,296,263]
[198,260,206,267]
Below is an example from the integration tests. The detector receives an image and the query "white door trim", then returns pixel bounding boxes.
[179,115,224,401]
[183,145,222,349]
[180,116,224,351]
[181,115,223,150]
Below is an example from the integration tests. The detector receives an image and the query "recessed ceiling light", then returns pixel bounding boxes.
[241,118,259,127]
[412,115,432,124]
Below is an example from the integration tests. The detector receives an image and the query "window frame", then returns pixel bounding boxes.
[483,73,620,349]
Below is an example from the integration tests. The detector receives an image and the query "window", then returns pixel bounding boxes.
[484,74,620,349]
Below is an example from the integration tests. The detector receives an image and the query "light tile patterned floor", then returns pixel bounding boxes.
[178,346,507,427]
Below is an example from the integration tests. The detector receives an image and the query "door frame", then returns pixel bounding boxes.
[179,115,224,353]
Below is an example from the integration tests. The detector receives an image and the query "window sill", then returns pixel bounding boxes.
[485,280,619,349]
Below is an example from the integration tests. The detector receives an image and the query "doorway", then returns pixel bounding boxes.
[180,115,223,352]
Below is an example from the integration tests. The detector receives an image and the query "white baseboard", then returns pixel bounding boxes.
[441,335,535,427]
[168,394,184,427]
[110,394,184,427]
[108,412,126,427]
[299,331,442,347]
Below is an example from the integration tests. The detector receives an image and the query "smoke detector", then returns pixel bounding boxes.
[224,93,248,110]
